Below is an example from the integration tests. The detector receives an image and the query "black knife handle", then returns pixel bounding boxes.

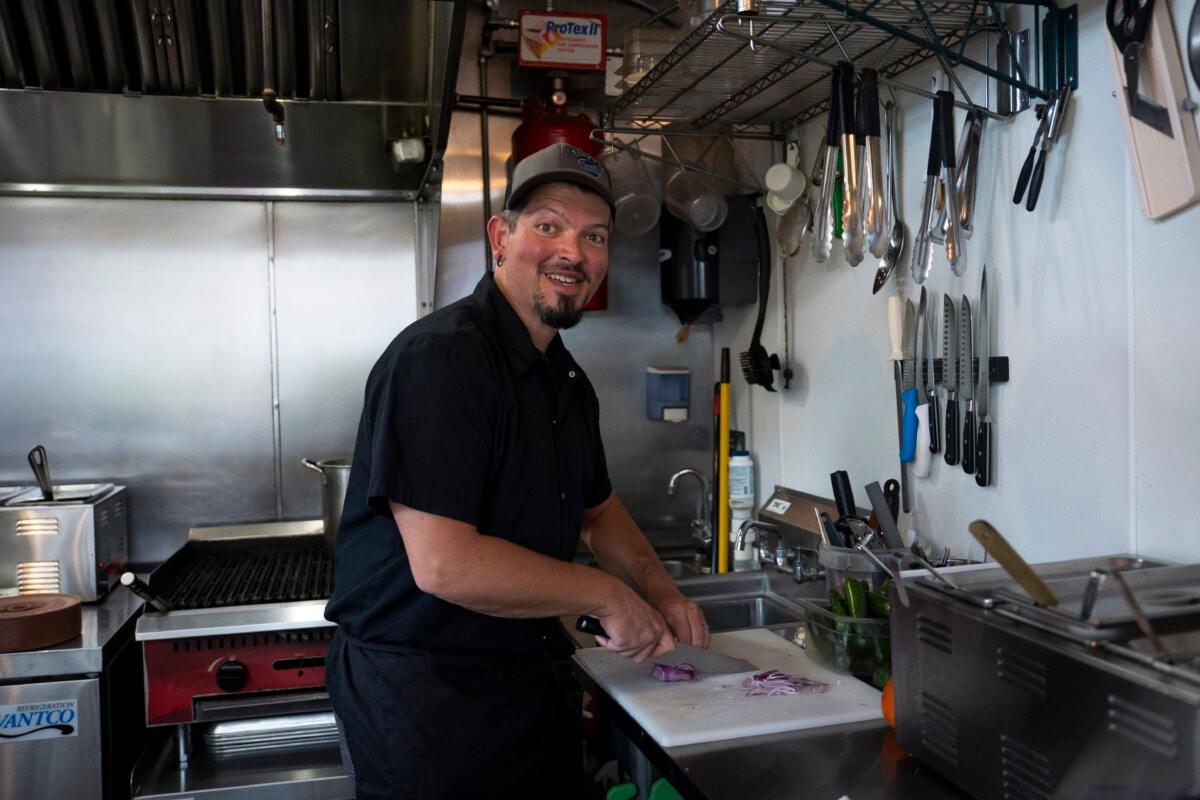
[975,420,992,487]
[962,407,976,475]
[576,615,608,638]
[929,390,941,454]
[831,470,857,519]
[1026,150,1048,211]
[944,395,960,465]
[1013,143,1037,203]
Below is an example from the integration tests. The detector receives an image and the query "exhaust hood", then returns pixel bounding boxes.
[0,0,464,199]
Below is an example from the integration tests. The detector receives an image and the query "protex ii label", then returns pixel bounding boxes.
[518,11,606,71]
[0,700,79,742]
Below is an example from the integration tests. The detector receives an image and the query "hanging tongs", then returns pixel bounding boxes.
[934,110,984,241]
[838,62,864,266]
[937,92,965,274]
[860,69,887,259]
[811,66,841,264]
[910,93,942,285]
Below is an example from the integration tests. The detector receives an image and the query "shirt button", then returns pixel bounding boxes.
[568,370,576,378]
[561,492,566,500]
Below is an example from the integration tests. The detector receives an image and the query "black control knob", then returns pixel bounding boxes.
[216,660,248,692]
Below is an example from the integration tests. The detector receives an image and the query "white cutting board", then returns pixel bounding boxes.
[574,628,882,747]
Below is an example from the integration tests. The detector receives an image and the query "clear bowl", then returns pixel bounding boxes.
[798,597,891,680]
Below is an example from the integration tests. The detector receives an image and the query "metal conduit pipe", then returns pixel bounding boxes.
[261,0,286,144]
[479,14,497,270]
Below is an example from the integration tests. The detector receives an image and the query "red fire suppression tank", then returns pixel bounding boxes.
[510,97,608,310]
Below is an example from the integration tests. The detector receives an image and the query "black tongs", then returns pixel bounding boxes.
[1107,0,1173,136]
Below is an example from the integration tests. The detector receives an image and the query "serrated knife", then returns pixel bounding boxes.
[975,267,992,486]
[960,296,975,475]
[943,295,960,465]
[913,289,932,478]
[925,290,941,455]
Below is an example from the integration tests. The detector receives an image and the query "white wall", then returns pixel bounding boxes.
[716,0,1200,564]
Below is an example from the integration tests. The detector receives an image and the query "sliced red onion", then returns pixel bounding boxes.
[651,662,696,682]
[741,669,829,697]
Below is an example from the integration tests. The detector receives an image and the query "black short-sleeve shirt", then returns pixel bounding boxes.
[324,272,612,653]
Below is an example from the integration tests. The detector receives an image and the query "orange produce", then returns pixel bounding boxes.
[881,678,895,728]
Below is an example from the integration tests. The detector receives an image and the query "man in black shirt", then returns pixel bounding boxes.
[325,143,710,799]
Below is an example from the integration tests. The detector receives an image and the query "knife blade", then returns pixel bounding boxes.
[943,295,960,465]
[913,289,932,478]
[925,291,941,454]
[575,617,759,673]
[900,300,918,464]
[960,296,976,475]
[865,481,904,549]
[975,268,992,486]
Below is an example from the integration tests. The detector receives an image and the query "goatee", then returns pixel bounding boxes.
[533,289,584,329]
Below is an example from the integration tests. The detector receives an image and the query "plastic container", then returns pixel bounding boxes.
[819,541,905,597]
[602,148,661,236]
[728,450,754,507]
[618,26,678,85]
[798,597,891,679]
[664,163,728,232]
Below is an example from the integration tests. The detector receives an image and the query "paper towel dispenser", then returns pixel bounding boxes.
[659,195,761,325]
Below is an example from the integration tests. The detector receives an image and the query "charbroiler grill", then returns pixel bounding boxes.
[134,520,336,726]
[891,554,1200,800]
[130,520,350,799]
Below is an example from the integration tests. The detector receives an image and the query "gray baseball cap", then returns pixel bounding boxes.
[506,143,614,211]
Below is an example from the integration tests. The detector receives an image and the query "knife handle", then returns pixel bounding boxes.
[1014,142,1037,203]
[1026,150,1047,211]
[929,390,941,454]
[962,405,976,475]
[576,615,608,638]
[944,394,960,465]
[975,420,992,487]
[900,387,918,462]
[914,403,931,478]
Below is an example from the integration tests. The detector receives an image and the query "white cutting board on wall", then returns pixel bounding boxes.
[574,628,883,747]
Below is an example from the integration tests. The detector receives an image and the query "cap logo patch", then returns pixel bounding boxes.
[568,146,603,177]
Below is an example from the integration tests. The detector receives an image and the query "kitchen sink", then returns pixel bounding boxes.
[659,558,703,579]
[673,570,815,633]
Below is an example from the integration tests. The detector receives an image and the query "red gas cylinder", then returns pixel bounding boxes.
[510,97,608,311]
[511,97,602,163]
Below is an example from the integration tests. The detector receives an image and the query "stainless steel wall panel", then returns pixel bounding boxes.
[271,202,422,521]
[0,197,277,564]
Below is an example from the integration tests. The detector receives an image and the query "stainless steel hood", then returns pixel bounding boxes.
[0,0,465,200]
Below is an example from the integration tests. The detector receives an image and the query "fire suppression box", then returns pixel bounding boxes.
[517,10,607,71]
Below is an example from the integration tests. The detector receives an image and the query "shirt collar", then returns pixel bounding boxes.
[472,272,566,375]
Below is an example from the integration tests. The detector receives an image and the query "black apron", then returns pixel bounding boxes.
[326,628,580,800]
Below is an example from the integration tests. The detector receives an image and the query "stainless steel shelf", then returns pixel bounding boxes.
[608,0,1043,129]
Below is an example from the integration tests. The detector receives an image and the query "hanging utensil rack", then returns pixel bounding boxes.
[604,0,1078,131]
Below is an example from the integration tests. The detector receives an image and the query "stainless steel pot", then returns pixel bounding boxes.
[302,457,352,550]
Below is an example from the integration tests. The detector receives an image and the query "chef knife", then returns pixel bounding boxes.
[975,267,992,486]
[960,296,976,475]
[943,295,960,466]
[886,296,906,512]
[575,617,758,672]
[865,481,904,550]
[913,288,932,478]
[925,290,941,454]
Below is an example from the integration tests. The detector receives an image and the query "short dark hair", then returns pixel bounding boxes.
[501,182,612,231]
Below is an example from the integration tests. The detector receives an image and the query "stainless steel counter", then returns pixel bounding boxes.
[0,586,143,681]
[573,664,970,800]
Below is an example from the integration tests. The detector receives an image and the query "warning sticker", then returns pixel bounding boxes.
[518,11,607,71]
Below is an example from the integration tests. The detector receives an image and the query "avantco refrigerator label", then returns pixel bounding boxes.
[0,699,79,742]
[518,11,606,71]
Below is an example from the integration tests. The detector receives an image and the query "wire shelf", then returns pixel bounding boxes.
[607,0,1046,130]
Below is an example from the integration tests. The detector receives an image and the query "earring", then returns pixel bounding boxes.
[495,254,504,267]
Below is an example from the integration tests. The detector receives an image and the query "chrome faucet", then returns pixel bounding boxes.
[737,520,824,584]
[668,468,712,543]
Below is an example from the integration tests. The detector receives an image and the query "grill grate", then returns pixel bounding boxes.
[163,542,333,609]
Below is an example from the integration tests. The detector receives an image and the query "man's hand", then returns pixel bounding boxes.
[595,586,676,663]
[647,585,711,649]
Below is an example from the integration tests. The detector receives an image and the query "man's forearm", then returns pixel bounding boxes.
[583,495,676,601]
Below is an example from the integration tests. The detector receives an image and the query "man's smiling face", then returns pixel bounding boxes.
[490,182,611,340]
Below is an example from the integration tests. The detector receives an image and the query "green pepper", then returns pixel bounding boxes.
[873,636,891,666]
[867,589,892,620]
[844,577,869,619]
[872,666,892,690]
[827,590,850,633]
